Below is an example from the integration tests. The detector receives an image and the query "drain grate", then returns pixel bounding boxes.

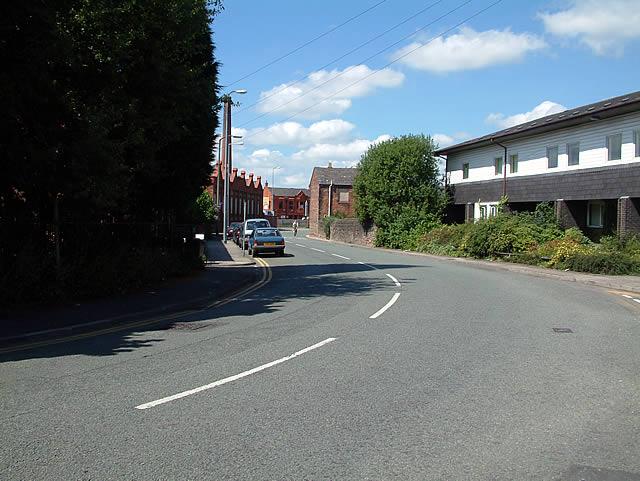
[552,327,574,333]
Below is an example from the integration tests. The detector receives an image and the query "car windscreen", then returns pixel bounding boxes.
[255,220,270,228]
[256,229,279,237]
[246,222,255,231]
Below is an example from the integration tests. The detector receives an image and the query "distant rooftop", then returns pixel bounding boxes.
[311,166,358,186]
[435,90,640,156]
[270,187,310,197]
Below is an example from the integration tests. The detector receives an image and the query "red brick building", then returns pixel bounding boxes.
[308,164,357,235]
[263,185,310,219]
[209,166,263,224]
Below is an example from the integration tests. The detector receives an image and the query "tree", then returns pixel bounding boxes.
[190,190,217,225]
[354,134,446,249]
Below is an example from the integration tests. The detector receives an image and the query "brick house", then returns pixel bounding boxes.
[264,186,310,219]
[210,166,263,225]
[436,90,640,238]
[308,164,357,235]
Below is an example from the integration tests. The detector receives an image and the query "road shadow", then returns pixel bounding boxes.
[0,261,422,363]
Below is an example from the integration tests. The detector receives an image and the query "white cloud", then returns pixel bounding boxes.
[539,0,640,55]
[257,65,404,119]
[292,135,391,164]
[237,119,355,147]
[486,100,567,129]
[392,27,546,73]
[433,132,470,148]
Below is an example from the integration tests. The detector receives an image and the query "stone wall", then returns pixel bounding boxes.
[329,218,377,247]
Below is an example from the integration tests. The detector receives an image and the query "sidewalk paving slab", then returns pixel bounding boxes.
[0,238,260,346]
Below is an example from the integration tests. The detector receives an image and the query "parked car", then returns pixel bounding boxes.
[249,227,285,257]
[242,218,271,248]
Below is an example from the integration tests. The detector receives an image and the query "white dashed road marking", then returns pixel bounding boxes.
[310,248,325,253]
[385,273,401,287]
[295,243,305,247]
[370,293,401,319]
[135,338,337,410]
[331,253,351,260]
[622,294,633,299]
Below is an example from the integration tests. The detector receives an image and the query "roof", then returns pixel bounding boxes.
[435,90,640,156]
[310,167,358,186]
[270,187,310,197]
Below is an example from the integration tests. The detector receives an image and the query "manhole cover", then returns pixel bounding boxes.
[552,327,573,333]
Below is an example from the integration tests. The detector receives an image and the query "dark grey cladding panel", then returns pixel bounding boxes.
[451,163,640,204]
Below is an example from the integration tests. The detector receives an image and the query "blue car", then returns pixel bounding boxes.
[249,227,285,257]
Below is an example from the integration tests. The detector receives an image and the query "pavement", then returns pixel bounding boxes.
[0,237,260,346]
[2,229,640,480]
[308,233,640,294]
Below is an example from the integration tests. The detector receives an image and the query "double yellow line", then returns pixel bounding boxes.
[0,258,272,355]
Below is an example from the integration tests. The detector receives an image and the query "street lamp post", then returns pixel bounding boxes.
[271,165,280,189]
[222,89,247,243]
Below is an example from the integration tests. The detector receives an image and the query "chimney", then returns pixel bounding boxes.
[232,167,238,179]
[240,169,246,178]
[327,162,333,168]
[256,175,262,185]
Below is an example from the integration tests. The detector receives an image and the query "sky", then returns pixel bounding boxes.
[212,0,640,188]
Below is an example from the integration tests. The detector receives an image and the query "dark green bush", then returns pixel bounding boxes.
[322,213,346,239]
[561,251,640,275]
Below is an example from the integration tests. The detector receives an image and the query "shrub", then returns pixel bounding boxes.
[322,213,346,239]
[561,251,640,275]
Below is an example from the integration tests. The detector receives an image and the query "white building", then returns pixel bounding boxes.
[435,91,640,238]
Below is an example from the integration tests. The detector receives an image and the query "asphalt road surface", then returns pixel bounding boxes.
[2,232,640,480]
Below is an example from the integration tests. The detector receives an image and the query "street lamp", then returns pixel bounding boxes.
[271,165,281,188]
[222,90,247,243]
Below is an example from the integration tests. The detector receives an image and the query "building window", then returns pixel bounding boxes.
[480,205,487,220]
[289,200,294,210]
[278,200,283,210]
[547,146,558,168]
[494,157,502,176]
[462,163,469,179]
[607,133,622,161]
[567,142,580,166]
[587,201,604,228]
[490,205,497,217]
[635,129,640,157]
[509,154,518,174]
[339,191,349,203]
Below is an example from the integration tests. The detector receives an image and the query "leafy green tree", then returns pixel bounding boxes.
[190,191,217,225]
[354,134,446,248]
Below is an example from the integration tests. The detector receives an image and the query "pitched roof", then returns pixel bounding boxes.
[270,187,310,197]
[435,90,640,156]
[311,167,358,186]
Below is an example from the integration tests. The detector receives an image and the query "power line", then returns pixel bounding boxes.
[235,0,448,116]
[242,0,504,144]
[237,0,474,129]
[224,0,388,88]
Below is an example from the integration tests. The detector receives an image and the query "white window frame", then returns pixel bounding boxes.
[339,191,349,203]
[462,163,469,179]
[547,145,558,169]
[606,133,622,161]
[479,205,487,220]
[567,142,580,166]
[587,200,604,228]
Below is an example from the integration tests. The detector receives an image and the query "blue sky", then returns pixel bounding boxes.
[213,0,640,187]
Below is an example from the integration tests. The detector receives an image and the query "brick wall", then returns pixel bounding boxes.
[309,172,320,235]
[330,218,376,247]
[618,196,640,236]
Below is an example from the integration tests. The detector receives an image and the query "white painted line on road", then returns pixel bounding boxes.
[634,299,640,304]
[331,253,351,260]
[295,243,306,247]
[310,247,325,253]
[369,293,401,319]
[385,273,401,287]
[622,294,633,299]
[135,338,337,410]
[357,261,365,264]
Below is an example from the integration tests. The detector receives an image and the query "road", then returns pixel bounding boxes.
[2,232,640,480]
